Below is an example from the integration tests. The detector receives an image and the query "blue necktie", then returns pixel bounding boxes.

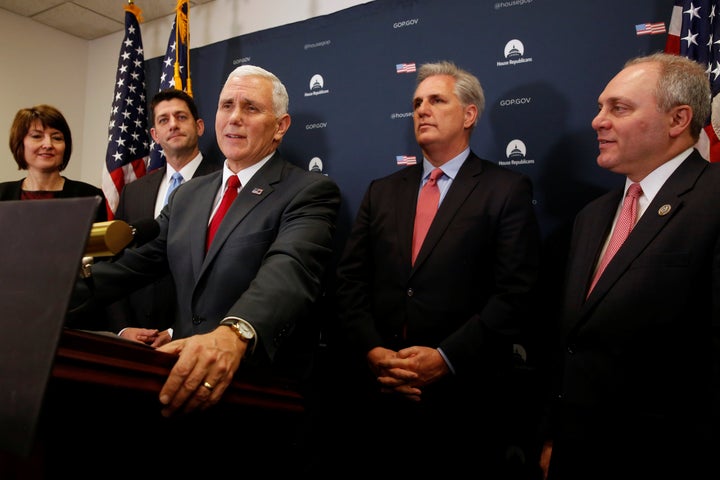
[164,172,184,206]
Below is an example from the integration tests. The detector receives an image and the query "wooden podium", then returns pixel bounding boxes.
[52,328,304,412]
[1,328,306,478]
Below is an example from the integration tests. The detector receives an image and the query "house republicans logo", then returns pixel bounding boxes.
[499,139,535,166]
[308,157,328,176]
[497,39,533,67]
[305,74,330,97]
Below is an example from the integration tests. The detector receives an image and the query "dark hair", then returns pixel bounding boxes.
[150,89,200,126]
[9,104,72,171]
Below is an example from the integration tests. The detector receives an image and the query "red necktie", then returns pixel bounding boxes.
[412,168,443,264]
[587,182,642,296]
[206,175,240,251]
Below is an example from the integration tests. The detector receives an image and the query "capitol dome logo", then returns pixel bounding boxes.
[499,139,535,167]
[309,74,324,91]
[305,74,330,97]
[497,39,533,67]
[309,157,323,173]
[504,40,524,59]
[506,139,526,160]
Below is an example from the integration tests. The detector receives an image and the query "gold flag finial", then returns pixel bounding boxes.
[124,0,144,23]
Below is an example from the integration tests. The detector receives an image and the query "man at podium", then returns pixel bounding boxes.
[71,65,340,422]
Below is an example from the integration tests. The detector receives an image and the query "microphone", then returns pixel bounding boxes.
[84,219,160,257]
[80,219,160,278]
[85,220,133,257]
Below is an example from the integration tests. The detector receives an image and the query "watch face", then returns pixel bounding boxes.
[222,319,254,342]
[238,323,253,338]
[233,321,253,340]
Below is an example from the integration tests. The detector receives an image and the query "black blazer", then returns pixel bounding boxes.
[545,150,720,479]
[105,158,220,332]
[0,177,107,222]
[336,150,542,390]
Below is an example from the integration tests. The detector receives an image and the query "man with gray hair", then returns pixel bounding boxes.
[332,60,542,476]
[539,52,720,480]
[72,65,340,474]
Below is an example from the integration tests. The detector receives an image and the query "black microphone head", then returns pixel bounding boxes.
[130,218,160,247]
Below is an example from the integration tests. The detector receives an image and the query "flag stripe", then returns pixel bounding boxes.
[636,22,666,35]
[103,4,150,217]
[665,0,720,162]
[148,1,191,173]
[396,155,417,165]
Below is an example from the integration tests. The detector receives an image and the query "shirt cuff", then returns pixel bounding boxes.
[437,347,455,375]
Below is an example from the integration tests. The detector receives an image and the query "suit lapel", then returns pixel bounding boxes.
[582,152,705,311]
[190,172,223,276]
[566,191,622,313]
[142,169,165,218]
[202,154,282,263]
[411,154,483,268]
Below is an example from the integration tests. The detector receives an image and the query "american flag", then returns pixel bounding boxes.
[665,0,720,162]
[396,155,417,166]
[148,0,192,172]
[102,2,150,218]
[635,22,666,35]
[396,63,417,74]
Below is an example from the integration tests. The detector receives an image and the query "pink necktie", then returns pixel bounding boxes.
[206,175,240,251]
[587,182,642,295]
[412,168,443,264]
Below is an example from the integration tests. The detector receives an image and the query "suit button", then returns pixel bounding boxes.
[192,315,203,325]
[567,344,576,354]
[407,288,414,297]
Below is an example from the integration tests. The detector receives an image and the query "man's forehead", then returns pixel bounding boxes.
[415,75,454,96]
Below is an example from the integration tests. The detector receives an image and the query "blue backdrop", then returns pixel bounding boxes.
[147,0,668,252]
[144,1,672,466]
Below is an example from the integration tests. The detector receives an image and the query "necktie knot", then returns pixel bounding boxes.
[226,174,240,190]
[163,172,184,206]
[428,167,443,184]
[627,182,642,200]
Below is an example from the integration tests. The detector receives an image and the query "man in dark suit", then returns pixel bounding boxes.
[106,89,219,345]
[539,53,720,480]
[75,65,340,427]
[331,61,542,476]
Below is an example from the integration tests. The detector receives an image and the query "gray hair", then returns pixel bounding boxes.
[416,60,485,125]
[625,52,711,140]
[224,65,289,117]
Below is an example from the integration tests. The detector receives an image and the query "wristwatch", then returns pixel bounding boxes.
[219,318,256,355]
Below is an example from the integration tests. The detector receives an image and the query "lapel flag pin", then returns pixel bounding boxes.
[251,188,264,195]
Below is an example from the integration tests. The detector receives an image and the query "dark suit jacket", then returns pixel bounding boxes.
[86,152,340,380]
[333,151,542,471]
[105,158,219,332]
[0,177,107,222]
[545,150,720,479]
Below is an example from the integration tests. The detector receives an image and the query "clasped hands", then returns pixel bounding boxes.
[368,345,449,402]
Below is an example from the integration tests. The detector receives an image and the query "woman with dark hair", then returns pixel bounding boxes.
[0,104,106,222]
